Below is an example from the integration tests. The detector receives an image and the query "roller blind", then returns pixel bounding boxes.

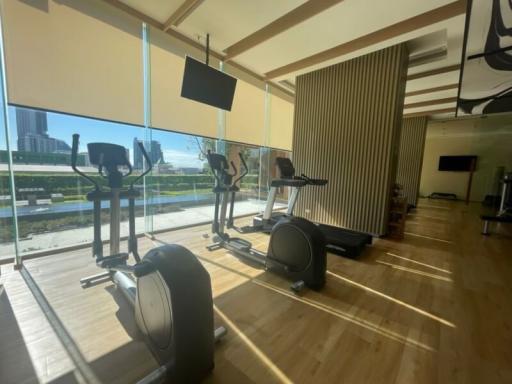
[269,94,294,151]
[150,27,219,138]
[1,0,144,126]
[225,80,266,146]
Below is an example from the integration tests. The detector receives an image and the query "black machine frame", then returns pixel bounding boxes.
[71,134,226,383]
[206,150,327,292]
[249,157,372,258]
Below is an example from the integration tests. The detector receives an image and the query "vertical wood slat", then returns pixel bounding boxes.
[292,44,408,235]
[395,116,428,207]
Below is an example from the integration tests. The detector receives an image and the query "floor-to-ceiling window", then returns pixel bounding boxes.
[0,104,290,259]
[0,1,294,263]
[6,106,146,256]
[0,86,15,262]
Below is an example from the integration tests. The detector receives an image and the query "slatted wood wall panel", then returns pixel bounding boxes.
[293,44,408,235]
[396,116,428,207]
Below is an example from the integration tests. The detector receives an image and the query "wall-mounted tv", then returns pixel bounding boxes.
[438,155,477,171]
[181,56,237,111]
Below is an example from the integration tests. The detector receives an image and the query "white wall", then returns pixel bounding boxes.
[419,115,512,202]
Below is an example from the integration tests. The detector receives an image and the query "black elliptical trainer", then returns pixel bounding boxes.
[71,134,226,383]
[206,150,327,292]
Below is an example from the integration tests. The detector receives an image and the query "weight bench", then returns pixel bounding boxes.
[480,215,512,235]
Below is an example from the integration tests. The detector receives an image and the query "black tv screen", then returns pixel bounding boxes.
[438,155,477,171]
[181,56,237,111]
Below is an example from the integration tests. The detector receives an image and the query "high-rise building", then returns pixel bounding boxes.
[16,108,71,153]
[133,138,164,169]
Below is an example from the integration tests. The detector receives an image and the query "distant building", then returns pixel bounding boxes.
[0,150,88,166]
[157,163,178,174]
[178,167,201,175]
[16,108,71,153]
[133,138,164,169]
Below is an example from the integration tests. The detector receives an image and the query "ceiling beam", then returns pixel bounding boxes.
[280,80,296,91]
[404,107,456,118]
[224,0,344,60]
[102,0,165,28]
[163,0,206,30]
[406,64,460,81]
[404,97,457,109]
[100,0,294,99]
[405,83,458,97]
[265,0,466,79]
[408,46,447,68]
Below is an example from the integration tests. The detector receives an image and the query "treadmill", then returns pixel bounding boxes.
[253,158,372,258]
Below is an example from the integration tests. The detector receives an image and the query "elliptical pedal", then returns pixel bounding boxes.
[290,280,305,293]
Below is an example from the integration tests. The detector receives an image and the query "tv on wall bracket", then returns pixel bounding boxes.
[180,34,237,111]
[456,0,512,117]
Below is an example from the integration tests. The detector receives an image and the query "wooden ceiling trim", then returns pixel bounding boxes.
[224,0,344,60]
[102,0,164,28]
[163,0,206,30]
[100,1,294,99]
[406,64,460,81]
[405,83,458,97]
[280,80,296,91]
[404,96,457,109]
[404,107,456,117]
[265,0,466,79]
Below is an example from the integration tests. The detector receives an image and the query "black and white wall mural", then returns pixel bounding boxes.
[457,0,512,116]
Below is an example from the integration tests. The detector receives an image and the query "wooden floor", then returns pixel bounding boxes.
[1,198,512,383]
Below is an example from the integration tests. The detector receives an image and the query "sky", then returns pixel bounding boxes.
[1,105,206,168]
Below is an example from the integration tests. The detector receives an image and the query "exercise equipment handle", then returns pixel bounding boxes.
[301,173,312,182]
[71,134,100,190]
[230,161,237,177]
[131,140,152,189]
[233,153,248,186]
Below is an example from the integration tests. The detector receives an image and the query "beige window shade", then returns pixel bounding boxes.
[150,27,219,138]
[225,80,266,146]
[1,0,144,126]
[269,94,294,151]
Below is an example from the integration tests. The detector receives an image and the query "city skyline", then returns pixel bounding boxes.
[16,108,71,153]
[3,106,206,168]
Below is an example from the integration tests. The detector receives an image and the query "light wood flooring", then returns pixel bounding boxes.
[1,198,511,383]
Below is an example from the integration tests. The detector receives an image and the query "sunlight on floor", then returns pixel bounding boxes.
[404,232,454,244]
[19,266,100,384]
[253,279,436,352]
[416,205,451,210]
[214,305,294,384]
[326,271,455,328]
[376,260,453,282]
[192,251,436,351]
[386,252,452,274]
[409,214,449,221]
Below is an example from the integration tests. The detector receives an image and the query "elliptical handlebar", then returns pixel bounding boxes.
[71,134,100,190]
[232,152,248,187]
[230,161,237,177]
[130,140,152,189]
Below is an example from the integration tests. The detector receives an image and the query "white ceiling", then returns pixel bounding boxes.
[118,0,471,118]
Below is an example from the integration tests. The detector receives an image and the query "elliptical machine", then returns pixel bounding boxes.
[71,134,226,383]
[206,150,326,292]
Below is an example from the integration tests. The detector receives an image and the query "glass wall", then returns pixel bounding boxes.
[0,83,15,262]
[3,106,146,257]
[0,104,291,260]
[0,6,294,263]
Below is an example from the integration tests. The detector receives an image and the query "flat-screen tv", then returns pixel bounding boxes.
[438,155,477,171]
[181,56,237,111]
